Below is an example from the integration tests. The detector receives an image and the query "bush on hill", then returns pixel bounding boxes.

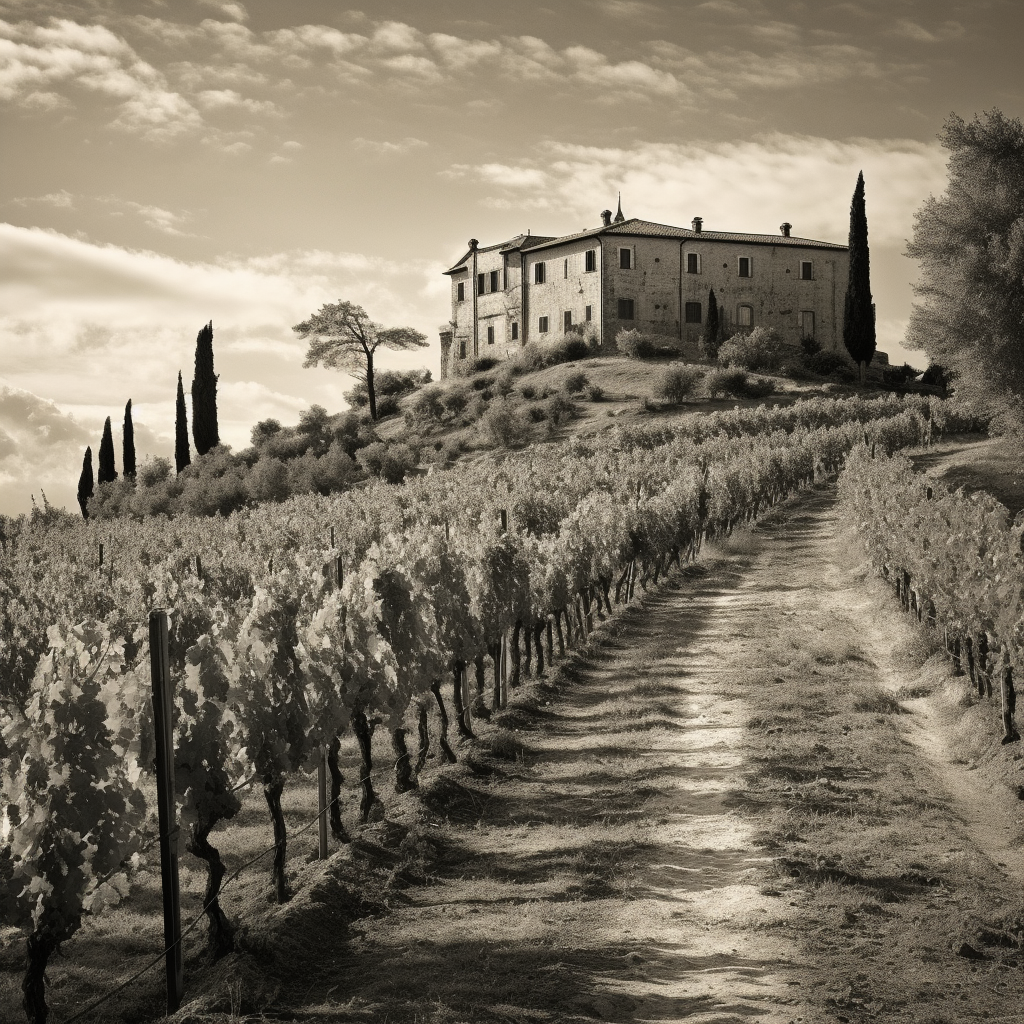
[343,368,431,408]
[717,326,784,372]
[658,365,705,404]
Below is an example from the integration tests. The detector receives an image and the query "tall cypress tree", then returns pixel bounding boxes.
[843,170,876,382]
[97,416,117,484]
[123,399,136,480]
[77,446,94,519]
[702,288,720,359]
[175,371,191,474]
[191,321,220,456]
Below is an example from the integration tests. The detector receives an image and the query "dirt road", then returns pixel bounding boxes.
[180,487,1024,1024]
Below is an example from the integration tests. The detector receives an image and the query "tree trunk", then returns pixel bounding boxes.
[327,736,349,843]
[979,633,992,697]
[490,641,502,711]
[431,680,457,763]
[964,636,977,689]
[263,776,289,903]
[561,607,574,648]
[511,621,522,688]
[1000,665,1020,744]
[352,711,378,823]
[452,663,473,738]
[473,654,490,720]
[416,705,430,773]
[366,351,377,421]
[22,932,58,1024]
[546,618,554,662]
[615,563,630,604]
[554,612,566,657]
[392,728,416,792]
[952,636,963,676]
[523,619,532,676]
[533,621,545,676]
[188,822,235,959]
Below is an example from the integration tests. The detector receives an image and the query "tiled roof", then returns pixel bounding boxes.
[444,233,559,274]
[520,217,846,252]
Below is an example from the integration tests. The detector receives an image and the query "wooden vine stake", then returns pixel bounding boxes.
[317,747,329,860]
[149,609,184,1014]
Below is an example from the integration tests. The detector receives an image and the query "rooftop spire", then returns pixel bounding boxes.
[613,192,625,223]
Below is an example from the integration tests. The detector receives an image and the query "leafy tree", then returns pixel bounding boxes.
[97,417,117,484]
[191,321,220,455]
[175,371,191,473]
[122,399,136,480]
[906,110,1024,431]
[76,446,93,519]
[294,301,429,421]
[843,170,876,382]
[702,288,720,359]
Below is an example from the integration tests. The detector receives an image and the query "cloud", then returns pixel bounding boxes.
[116,201,191,236]
[0,382,91,515]
[596,1,660,17]
[14,189,75,208]
[890,19,965,43]
[445,134,948,247]
[353,136,427,155]
[195,87,278,114]
[0,223,446,513]
[197,1,249,23]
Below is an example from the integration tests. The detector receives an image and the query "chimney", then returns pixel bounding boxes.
[600,209,612,227]
[692,217,703,233]
[780,222,792,237]
[468,238,479,250]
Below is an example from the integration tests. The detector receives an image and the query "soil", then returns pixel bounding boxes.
[178,485,1024,1023]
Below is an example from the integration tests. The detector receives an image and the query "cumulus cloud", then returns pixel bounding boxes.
[0,223,446,513]
[197,1,249,23]
[353,136,427,155]
[0,16,204,139]
[14,189,75,208]
[445,134,947,247]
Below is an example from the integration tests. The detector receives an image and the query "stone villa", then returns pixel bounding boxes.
[439,200,851,378]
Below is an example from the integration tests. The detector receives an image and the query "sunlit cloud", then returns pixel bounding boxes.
[890,19,965,43]
[354,136,428,155]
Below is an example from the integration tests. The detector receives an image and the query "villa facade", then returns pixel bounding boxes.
[439,203,851,378]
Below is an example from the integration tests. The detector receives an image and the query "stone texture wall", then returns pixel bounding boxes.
[521,240,604,349]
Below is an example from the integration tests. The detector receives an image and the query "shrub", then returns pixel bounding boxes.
[566,322,602,353]
[408,384,446,423]
[562,370,590,394]
[344,368,430,407]
[452,355,499,378]
[356,441,417,483]
[806,350,857,380]
[511,343,548,374]
[440,383,471,418]
[882,362,924,386]
[461,393,489,424]
[616,329,654,359]
[717,326,783,371]
[138,456,172,488]
[526,403,548,423]
[800,334,822,357]
[586,382,605,401]
[375,393,401,418]
[545,392,577,429]
[549,336,589,364]
[657,365,704,404]
[519,383,537,399]
[704,367,777,398]
[920,363,948,388]
[480,399,531,447]
[493,366,516,397]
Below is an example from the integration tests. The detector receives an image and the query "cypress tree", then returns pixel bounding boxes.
[843,170,876,382]
[77,446,94,519]
[191,321,220,456]
[702,288,720,359]
[97,416,117,484]
[175,371,191,474]
[123,399,136,480]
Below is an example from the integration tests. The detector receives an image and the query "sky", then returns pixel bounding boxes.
[1,0,1020,516]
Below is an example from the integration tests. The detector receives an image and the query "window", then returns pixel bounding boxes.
[737,304,753,327]
[564,258,568,279]
[619,247,632,270]
[487,324,495,345]
[511,321,519,341]
[686,252,701,275]
[490,270,499,292]
[585,249,597,272]
[456,281,465,302]
[738,257,751,278]
[684,301,702,324]
[800,261,813,280]
[585,305,592,322]
[538,315,549,333]
[478,273,486,294]
[800,310,815,338]
[617,298,635,320]
[564,310,572,331]
[534,262,546,284]
[459,339,466,358]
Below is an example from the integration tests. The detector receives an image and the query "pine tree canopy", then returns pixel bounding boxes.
[906,109,1024,432]
[843,170,875,370]
[77,446,93,519]
[123,399,136,479]
[175,370,191,474]
[97,416,117,485]
[191,321,220,456]
[294,301,428,421]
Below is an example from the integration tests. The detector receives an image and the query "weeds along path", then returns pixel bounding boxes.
[210,487,1024,1024]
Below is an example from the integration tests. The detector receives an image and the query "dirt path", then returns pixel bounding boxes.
[179,487,1024,1024]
